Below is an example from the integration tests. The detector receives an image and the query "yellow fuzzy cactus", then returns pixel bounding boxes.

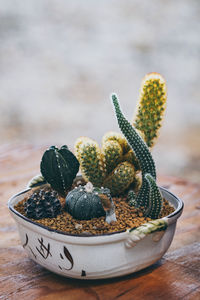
[74,134,136,195]
[103,162,135,196]
[74,137,106,187]
[133,72,167,147]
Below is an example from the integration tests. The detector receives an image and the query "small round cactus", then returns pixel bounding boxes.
[65,182,116,223]
[103,162,135,196]
[24,189,61,220]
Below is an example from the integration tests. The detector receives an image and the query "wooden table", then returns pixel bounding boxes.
[0,144,200,300]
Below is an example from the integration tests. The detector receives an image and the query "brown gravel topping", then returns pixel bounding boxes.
[14,189,174,236]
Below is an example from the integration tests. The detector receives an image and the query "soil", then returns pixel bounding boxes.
[14,188,174,236]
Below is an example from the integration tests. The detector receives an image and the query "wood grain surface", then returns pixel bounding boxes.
[0,144,200,300]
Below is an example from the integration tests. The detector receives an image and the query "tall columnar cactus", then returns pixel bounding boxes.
[40,145,79,196]
[133,72,167,148]
[112,94,163,219]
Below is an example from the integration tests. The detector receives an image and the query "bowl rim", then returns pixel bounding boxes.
[8,186,184,238]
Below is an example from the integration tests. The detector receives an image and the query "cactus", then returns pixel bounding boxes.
[102,131,130,153]
[65,182,116,223]
[133,72,167,148]
[27,174,47,189]
[75,133,137,195]
[74,137,105,187]
[103,161,135,196]
[112,94,163,218]
[74,73,167,197]
[144,174,163,219]
[40,145,79,196]
[127,190,137,207]
[102,139,123,174]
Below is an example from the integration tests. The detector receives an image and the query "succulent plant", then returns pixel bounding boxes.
[112,94,163,219]
[27,174,47,189]
[24,188,61,219]
[40,145,79,196]
[133,72,167,148]
[103,161,135,196]
[127,190,137,207]
[74,136,136,195]
[65,182,116,223]
[74,73,166,197]
[74,137,105,187]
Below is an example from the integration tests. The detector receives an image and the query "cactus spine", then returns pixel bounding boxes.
[112,94,163,218]
[133,72,167,148]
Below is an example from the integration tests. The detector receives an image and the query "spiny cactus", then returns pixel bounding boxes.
[40,145,79,196]
[75,135,136,195]
[133,72,167,148]
[144,174,163,219]
[74,137,105,187]
[102,131,130,153]
[102,139,123,174]
[112,94,163,218]
[74,73,167,197]
[127,190,137,207]
[65,182,116,223]
[103,162,135,196]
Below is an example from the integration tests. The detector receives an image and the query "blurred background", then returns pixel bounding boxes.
[0,0,200,182]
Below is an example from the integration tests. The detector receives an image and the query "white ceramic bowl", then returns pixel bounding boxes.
[8,187,183,279]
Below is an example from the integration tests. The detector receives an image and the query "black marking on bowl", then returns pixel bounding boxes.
[23,233,29,248]
[36,237,52,259]
[63,246,74,270]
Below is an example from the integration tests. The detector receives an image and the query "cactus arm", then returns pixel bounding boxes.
[133,72,167,148]
[122,150,140,171]
[103,161,135,196]
[144,173,163,219]
[74,137,106,187]
[102,140,123,174]
[102,131,130,154]
[112,94,156,179]
[127,190,137,207]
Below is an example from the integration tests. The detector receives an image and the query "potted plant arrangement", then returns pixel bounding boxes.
[8,73,183,279]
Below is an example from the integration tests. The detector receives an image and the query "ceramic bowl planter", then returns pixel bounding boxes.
[8,187,183,280]
[8,73,183,279]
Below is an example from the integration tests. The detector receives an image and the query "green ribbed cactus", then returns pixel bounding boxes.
[40,145,79,196]
[133,72,167,148]
[112,94,163,219]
